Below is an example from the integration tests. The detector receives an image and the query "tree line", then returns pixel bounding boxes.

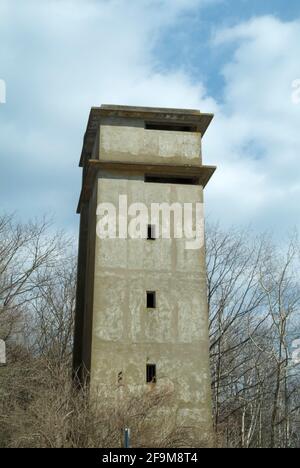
[0,214,299,447]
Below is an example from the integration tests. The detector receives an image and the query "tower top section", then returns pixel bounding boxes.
[79,104,214,167]
[77,104,216,213]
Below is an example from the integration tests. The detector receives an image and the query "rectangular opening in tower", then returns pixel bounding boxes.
[145,122,197,132]
[147,224,156,240]
[146,364,156,383]
[146,291,156,308]
[144,175,198,185]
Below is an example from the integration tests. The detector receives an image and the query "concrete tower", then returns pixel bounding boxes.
[73,105,216,444]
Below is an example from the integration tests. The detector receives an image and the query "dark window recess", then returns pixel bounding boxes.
[147,291,156,308]
[147,224,156,240]
[145,122,197,132]
[146,364,156,383]
[144,175,198,185]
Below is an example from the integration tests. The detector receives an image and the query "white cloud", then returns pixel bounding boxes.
[204,16,300,232]
[0,0,215,137]
[0,3,299,236]
[0,0,211,228]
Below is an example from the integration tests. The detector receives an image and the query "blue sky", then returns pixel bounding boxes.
[0,0,300,237]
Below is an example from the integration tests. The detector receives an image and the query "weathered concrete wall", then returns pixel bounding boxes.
[95,125,202,166]
[90,176,213,443]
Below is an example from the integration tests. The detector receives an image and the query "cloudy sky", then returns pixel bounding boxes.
[0,0,299,236]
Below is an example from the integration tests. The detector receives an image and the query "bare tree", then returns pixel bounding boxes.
[0,214,69,344]
[1,214,299,448]
[30,258,76,363]
[206,224,300,448]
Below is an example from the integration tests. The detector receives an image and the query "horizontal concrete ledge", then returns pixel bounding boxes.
[100,104,202,115]
[77,159,216,213]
